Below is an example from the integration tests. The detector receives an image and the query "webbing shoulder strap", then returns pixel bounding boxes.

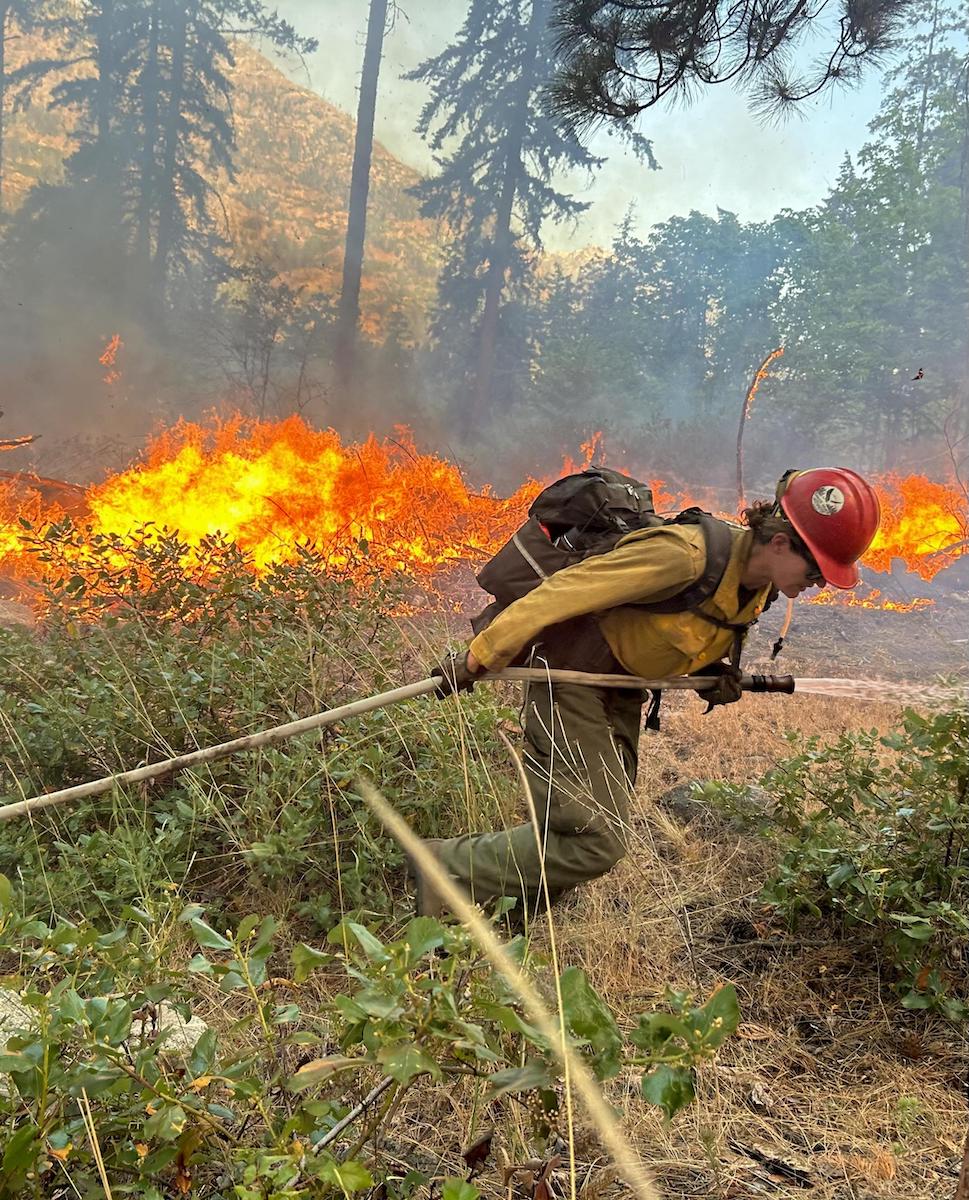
[635,512,735,615]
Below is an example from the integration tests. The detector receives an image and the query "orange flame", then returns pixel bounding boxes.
[867,474,968,578]
[57,416,537,578]
[743,346,785,421]
[0,418,965,614]
[806,587,933,613]
[99,334,123,385]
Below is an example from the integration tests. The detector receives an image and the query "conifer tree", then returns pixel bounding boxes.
[550,0,917,132]
[408,0,637,432]
[0,0,41,216]
[17,0,316,308]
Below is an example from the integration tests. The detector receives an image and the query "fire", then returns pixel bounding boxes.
[99,334,123,385]
[806,587,933,613]
[0,417,965,614]
[31,416,538,583]
[743,346,785,421]
[866,474,968,578]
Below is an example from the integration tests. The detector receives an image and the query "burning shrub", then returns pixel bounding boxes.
[701,707,969,1015]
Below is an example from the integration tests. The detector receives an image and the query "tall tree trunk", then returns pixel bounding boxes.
[913,0,940,176]
[0,4,8,218]
[92,0,116,172]
[136,0,161,274]
[153,0,188,299]
[335,0,388,387]
[470,0,546,433]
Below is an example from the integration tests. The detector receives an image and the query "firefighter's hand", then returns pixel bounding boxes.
[433,650,479,698]
[697,662,744,711]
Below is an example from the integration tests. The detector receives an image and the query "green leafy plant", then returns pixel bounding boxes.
[0,525,511,921]
[699,707,969,1015]
[0,885,738,1196]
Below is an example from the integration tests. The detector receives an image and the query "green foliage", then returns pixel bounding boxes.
[631,985,740,1119]
[0,893,736,1192]
[0,525,742,1191]
[0,525,509,922]
[702,707,969,1015]
[549,1,913,129]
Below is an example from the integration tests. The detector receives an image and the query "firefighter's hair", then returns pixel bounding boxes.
[742,499,811,555]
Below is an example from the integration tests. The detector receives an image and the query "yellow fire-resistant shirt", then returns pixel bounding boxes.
[469,523,772,677]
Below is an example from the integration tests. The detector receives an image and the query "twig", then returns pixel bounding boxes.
[79,1088,113,1199]
[956,1109,969,1200]
[311,1074,395,1154]
[736,346,784,513]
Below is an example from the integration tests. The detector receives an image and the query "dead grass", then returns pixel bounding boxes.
[176,690,966,1198]
[532,694,968,1200]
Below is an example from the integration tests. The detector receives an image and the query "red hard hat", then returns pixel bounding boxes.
[778,468,881,589]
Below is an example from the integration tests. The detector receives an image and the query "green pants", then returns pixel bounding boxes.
[436,681,644,909]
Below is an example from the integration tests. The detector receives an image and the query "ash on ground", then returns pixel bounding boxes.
[744,589,969,683]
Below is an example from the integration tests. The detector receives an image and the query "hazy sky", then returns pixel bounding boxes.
[269,1,894,250]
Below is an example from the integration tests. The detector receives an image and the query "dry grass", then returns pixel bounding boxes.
[530,694,967,1200]
[184,689,965,1199]
[179,687,966,1199]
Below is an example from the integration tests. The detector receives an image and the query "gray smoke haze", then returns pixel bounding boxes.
[271,0,889,249]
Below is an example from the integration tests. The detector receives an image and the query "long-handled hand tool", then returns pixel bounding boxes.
[0,670,795,822]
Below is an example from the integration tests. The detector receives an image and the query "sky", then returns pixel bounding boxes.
[269,1,898,250]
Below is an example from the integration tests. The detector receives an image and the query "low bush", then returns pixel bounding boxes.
[0,887,738,1196]
[0,524,511,923]
[699,706,969,1015]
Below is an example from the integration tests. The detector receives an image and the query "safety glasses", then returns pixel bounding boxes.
[795,545,825,585]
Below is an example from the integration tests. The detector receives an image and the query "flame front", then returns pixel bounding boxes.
[867,474,968,578]
[0,416,965,611]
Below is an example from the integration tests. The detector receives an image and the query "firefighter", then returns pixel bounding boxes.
[414,468,881,920]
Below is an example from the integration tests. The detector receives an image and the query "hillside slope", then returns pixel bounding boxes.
[1,32,442,341]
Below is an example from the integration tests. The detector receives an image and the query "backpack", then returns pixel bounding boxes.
[471,467,737,636]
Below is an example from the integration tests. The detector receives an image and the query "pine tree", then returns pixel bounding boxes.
[549,0,917,132]
[0,1,40,217]
[14,0,316,308]
[408,0,635,433]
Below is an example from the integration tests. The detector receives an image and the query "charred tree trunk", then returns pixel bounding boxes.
[335,0,389,387]
[470,0,546,434]
[135,0,161,275]
[153,0,188,300]
[0,2,8,218]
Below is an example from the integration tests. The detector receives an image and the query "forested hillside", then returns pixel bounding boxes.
[0,2,965,490]
[1,33,441,345]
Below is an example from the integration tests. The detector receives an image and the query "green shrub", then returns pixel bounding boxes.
[701,707,969,1015]
[0,889,737,1196]
[0,524,511,922]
